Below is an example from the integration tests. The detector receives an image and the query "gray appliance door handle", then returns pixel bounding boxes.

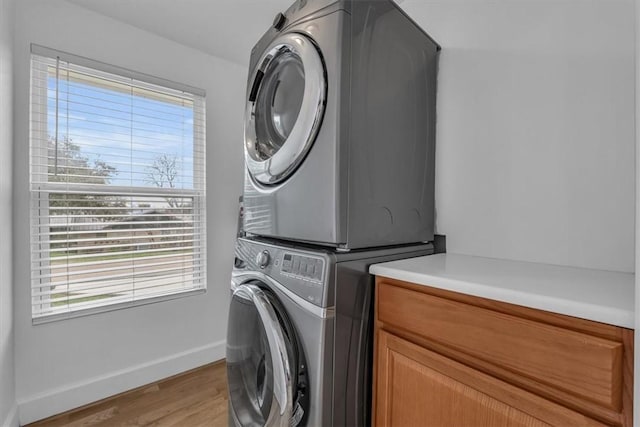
[233,283,293,427]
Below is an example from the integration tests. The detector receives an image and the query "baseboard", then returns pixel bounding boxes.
[18,340,225,425]
[2,402,19,427]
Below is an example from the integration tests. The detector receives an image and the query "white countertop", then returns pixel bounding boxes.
[370,253,635,329]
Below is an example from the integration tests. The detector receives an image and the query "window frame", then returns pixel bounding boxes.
[29,44,207,324]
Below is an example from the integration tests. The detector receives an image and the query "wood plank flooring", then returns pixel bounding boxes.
[27,361,229,427]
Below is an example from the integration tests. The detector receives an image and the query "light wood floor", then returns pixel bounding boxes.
[27,361,229,427]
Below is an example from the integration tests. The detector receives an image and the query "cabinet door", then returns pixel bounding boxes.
[374,331,606,427]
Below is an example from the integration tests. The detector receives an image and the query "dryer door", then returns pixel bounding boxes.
[227,282,307,427]
[245,32,326,185]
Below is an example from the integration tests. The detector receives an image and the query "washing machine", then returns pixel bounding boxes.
[243,0,440,250]
[226,237,433,426]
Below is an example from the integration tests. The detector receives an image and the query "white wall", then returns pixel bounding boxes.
[0,0,16,425]
[12,0,246,423]
[402,0,636,273]
[634,0,639,423]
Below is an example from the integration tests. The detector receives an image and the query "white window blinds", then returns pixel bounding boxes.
[30,45,207,322]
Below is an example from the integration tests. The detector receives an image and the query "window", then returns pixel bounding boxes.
[29,45,206,322]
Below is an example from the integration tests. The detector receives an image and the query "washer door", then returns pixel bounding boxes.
[245,32,326,185]
[227,283,307,427]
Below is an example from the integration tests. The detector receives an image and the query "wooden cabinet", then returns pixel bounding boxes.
[373,278,634,427]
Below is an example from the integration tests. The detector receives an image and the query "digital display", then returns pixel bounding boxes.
[281,253,323,282]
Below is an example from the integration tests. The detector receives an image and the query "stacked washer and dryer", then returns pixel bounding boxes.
[226,1,440,426]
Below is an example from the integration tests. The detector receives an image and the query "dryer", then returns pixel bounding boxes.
[243,0,440,250]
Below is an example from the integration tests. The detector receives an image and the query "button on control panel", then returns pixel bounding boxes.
[281,253,324,283]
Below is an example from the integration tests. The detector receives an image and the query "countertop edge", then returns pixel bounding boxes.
[370,264,635,329]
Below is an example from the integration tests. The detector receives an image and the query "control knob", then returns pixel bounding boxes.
[256,250,271,269]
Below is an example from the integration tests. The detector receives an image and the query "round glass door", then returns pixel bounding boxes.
[226,283,306,427]
[245,32,326,185]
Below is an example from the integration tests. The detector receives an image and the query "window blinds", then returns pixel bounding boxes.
[30,45,207,322]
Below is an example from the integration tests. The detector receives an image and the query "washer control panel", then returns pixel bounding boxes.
[234,238,331,307]
[281,253,324,283]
